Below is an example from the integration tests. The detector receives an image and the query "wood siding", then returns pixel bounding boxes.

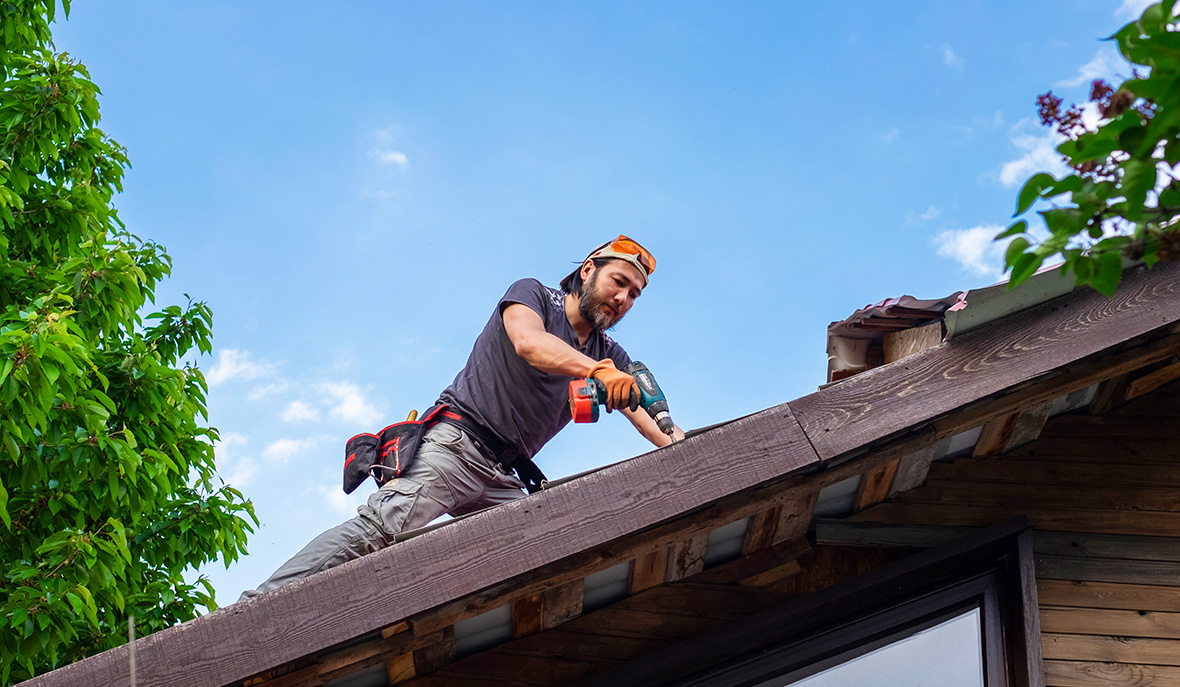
[851,384,1180,687]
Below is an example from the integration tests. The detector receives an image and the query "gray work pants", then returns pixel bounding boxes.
[239,422,526,601]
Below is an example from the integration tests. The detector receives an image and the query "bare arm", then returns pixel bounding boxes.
[502,303,597,377]
[622,406,686,447]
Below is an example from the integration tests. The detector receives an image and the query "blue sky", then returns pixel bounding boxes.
[51,0,1150,603]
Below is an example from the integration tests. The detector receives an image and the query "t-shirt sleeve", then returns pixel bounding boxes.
[498,278,550,320]
[606,339,632,370]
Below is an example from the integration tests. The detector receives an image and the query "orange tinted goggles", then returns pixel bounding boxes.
[600,235,656,276]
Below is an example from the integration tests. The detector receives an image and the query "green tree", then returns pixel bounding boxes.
[0,1,255,681]
[1000,0,1180,294]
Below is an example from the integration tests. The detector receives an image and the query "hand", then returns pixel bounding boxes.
[588,359,640,412]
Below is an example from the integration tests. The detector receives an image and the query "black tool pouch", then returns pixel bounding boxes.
[342,404,448,494]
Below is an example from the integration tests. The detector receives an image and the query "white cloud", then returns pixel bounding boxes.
[373,149,409,168]
[248,381,290,400]
[223,457,258,489]
[933,225,1008,278]
[881,129,899,143]
[281,400,320,423]
[1056,47,1122,88]
[214,432,257,488]
[1115,0,1156,19]
[321,381,383,426]
[997,119,1069,188]
[311,483,366,517]
[920,206,941,221]
[942,44,963,69]
[261,437,316,464]
[205,349,275,387]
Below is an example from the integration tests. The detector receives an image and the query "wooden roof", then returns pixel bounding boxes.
[23,260,1180,687]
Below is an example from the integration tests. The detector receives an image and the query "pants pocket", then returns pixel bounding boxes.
[364,478,424,537]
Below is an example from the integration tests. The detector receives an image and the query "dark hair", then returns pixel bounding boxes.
[560,257,612,295]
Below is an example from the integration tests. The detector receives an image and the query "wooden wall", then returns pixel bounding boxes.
[850,383,1180,686]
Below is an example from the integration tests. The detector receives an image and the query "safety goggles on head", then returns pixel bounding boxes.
[587,235,657,283]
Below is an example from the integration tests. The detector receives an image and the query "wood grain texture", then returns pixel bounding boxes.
[26,404,820,687]
[1037,580,1180,613]
[413,627,456,676]
[882,320,943,363]
[386,652,415,684]
[741,506,782,555]
[1005,400,1053,451]
[1041,607,1180,640]
[1045,660,1180,687]
[1043,633,1180,666]
[790,261,1180,461]
[886,436,938,497]
[898,479,1180,513]
[852,460,898,512]
[773,490,818,544]
[541,581,583,631]
[848,502,1180,536]
[974,411,1019,457]
[628,549,666,594]
[1127,359,1180,399]
[926,457,1180,488]
[1036,555,1180,586]
[512,594,544,639]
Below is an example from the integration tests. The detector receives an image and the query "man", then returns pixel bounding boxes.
[241,236,682,600]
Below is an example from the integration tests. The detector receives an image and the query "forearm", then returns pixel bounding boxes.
[514,330,598,377]
[624,407,685,447]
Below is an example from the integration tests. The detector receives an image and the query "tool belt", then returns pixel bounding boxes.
[342,405,548,495]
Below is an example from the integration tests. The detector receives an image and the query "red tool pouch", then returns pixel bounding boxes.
[342,404,449,494]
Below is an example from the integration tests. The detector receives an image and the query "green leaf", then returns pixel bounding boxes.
[1009,253,1042,288]
[1015,173,1057,216]
[995,220,1028,240]
[1004,237,1031,268]
[1092,251,1125,296]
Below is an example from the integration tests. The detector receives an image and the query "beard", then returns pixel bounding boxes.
[578,271,621,330]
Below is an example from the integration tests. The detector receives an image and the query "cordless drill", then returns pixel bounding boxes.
[568,361,676,437]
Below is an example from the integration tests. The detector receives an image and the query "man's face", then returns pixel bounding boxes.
[578,259,645,330]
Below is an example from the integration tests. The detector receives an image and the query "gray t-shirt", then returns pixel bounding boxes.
[438,278,631,459]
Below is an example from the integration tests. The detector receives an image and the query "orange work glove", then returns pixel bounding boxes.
[588,359,640,412]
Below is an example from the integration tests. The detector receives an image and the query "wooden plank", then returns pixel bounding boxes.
[541,580,583,631]
[29,402,822,687]
[1041,607,1180,640]
[852,460,898,512]
[886,436,938,497]
[773,490,817,544]
[1089,373,1133,415]
[511,594,544,639]
[1127,359,1180,400]
[1011,436,1180,462]
[690,537,812,586]
[386,653,415,684]
[897,479,1180,513]
[413,628,456,676]
[974,411,1019,457]
[1042,633,1180,667]
[628,549,666,595]
[1045,659,1180,687]
[1033,531,1180,562]
[618,583,789,618]
[665,534,709,582]
[1037,580,1180,613]
[1036,555,1180,586]
[882,320,943,363]
[256,629,439,687]
[848,502,1180,537]
[790,262,1180,461]
[1006,400,1053,451]
[926,457,1180,489]
[815,519,975,549]
[741,506,782,555]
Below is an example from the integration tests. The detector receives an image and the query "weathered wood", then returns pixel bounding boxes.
[772,490,817,544]
[1127,359,1180,400]
[1042,633,1180,666]
[1033,531,1180,561]
[413,628,456,676]
[1036,555,1180,586]
[1013,436,1180,462]
[381,621,410,639]
[852,460,898,512]
[1005,400,1054,451]
[882,320,943,363]
[1044,659,1180,687]
[815,519,974,549]
[1037,580,1180,613]
[974,410,1018,457]
[849,502,1180,537]
[541,580,583,631]
[628,549,666,595]
[1041,607,1180,640]
[665,534,709,582]
[790,262,1180,461]
[690,537,812,586]
[741,506,782,555]
[511,593,544,639]
[1089,373,1134,415]
[254,629,438,687]
[886,433,938,497]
